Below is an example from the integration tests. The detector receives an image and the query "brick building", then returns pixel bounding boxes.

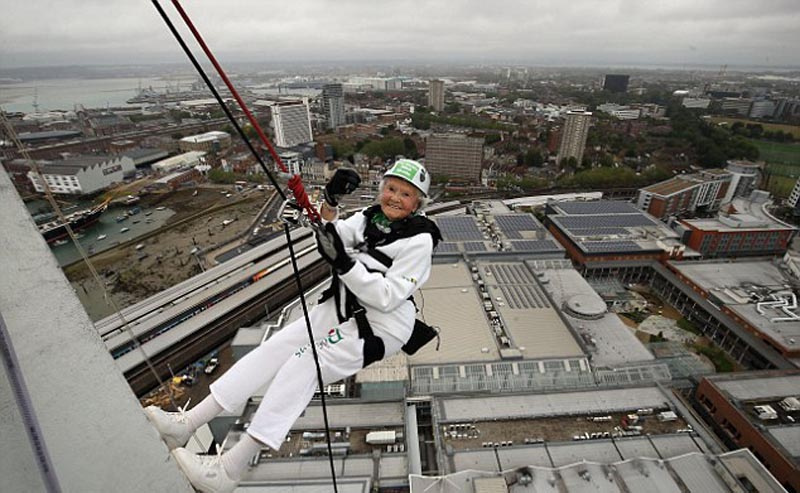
[544,200,686,267]
[637,169,731,220]
[425,133,483,183]
[678,193,796,258]
[694,371,800,493]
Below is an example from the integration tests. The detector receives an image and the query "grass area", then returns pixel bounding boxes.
[710,116,800,139]
[693,343,735,372]
[676,318,701,335]
[752,140,800,165]
[765,174,796,199]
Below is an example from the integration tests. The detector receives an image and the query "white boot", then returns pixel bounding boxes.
[144,405,194,450]
[172,448,239,493]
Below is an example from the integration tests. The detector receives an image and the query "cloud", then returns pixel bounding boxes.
[1,0,798,68]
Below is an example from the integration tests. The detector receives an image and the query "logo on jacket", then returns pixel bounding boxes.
[294,327,345,358]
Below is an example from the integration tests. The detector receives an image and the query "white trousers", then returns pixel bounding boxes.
[209,301,403,450]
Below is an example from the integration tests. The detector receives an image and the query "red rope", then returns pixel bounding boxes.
[170,0,320,223]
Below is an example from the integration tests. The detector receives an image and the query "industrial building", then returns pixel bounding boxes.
[178,130,232,153]
[694,371,800,492]
[677,192,797,258]
[425,133,484,182]
[636,169,731,220]
[544,200,687,267]
[26,154,135,195]
[151,151,207,174]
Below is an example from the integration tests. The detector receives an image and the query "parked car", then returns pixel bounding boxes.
[204,357,219,375]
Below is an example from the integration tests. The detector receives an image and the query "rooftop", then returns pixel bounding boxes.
[180,130,230,144]
[670,260,800,353]
[528,259,655,366]
[682,196,795,233]
[412,449,783,493]
[642,176,701,197]
[547,200,683,257]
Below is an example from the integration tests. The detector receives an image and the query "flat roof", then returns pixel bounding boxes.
[439,387,669,421]
[683,197,795,233]
[408,262,501,364]
[290,401,404,430]
[479,261,584,359]
[670,260,800,353]
[180,131,229,143]
[712,373,800,401]
[768,426,800,459]
[642,176,698,196]
[547,200,682,256]
[529,260,654,366]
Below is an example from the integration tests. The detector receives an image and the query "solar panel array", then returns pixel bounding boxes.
[494,214,541,239]
[435,242,459,254]
[556,214,656,231]
[435,216,483,241]
[488,264,535,284]
[557,201,639,215]
[500,284,551,309]
[582,240,643,253]
[463,241,488,252]
[569,227,630,237]
[509,240,561,253]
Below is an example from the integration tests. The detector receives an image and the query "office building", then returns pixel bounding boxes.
[425,133,483,182]
[27,155,135,195]
[269,100,313,148]
[602,74,630,93]
[637,169,731,220]
[322,83,345,129]
[179,131,231,153]
[695,371,800,492]
[428,79,445,112]
[556,110,592,165]
[721,98,753,117]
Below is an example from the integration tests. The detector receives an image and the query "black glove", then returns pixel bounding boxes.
[315,222,355,274]
[324,168,361,206]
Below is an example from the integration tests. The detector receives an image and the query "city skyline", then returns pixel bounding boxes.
[1,0,799,69]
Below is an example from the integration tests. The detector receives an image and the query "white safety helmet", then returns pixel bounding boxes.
[384,159,430,197]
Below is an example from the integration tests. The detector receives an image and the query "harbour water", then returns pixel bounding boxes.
[49,205,176,266]
[0,76,198,113]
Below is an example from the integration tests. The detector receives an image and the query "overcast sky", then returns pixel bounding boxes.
[2,0,799,69]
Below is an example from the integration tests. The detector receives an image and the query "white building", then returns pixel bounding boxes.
[278,150,303,176]
[681,97,711,109]
[787,177,800,209]
[270,100,313,148]
[27,155,135,195]
[151,151,207,174]
[178,131,231,152]
[597,103,640,120]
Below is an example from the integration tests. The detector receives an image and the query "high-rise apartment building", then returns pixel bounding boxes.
[602,74,630,93]
[556,111,592,165]
[428,79,445,112]
[270,100,313,148]
[425,133,483,182]
[322,83,345,129]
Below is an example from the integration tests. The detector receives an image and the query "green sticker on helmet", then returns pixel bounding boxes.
[391,160,419,181]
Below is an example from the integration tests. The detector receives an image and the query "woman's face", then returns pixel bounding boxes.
[380,177,420,221]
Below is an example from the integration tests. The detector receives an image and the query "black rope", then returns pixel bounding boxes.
[151,2,339,490]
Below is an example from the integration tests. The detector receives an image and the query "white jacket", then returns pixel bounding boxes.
[331,210,434,347]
